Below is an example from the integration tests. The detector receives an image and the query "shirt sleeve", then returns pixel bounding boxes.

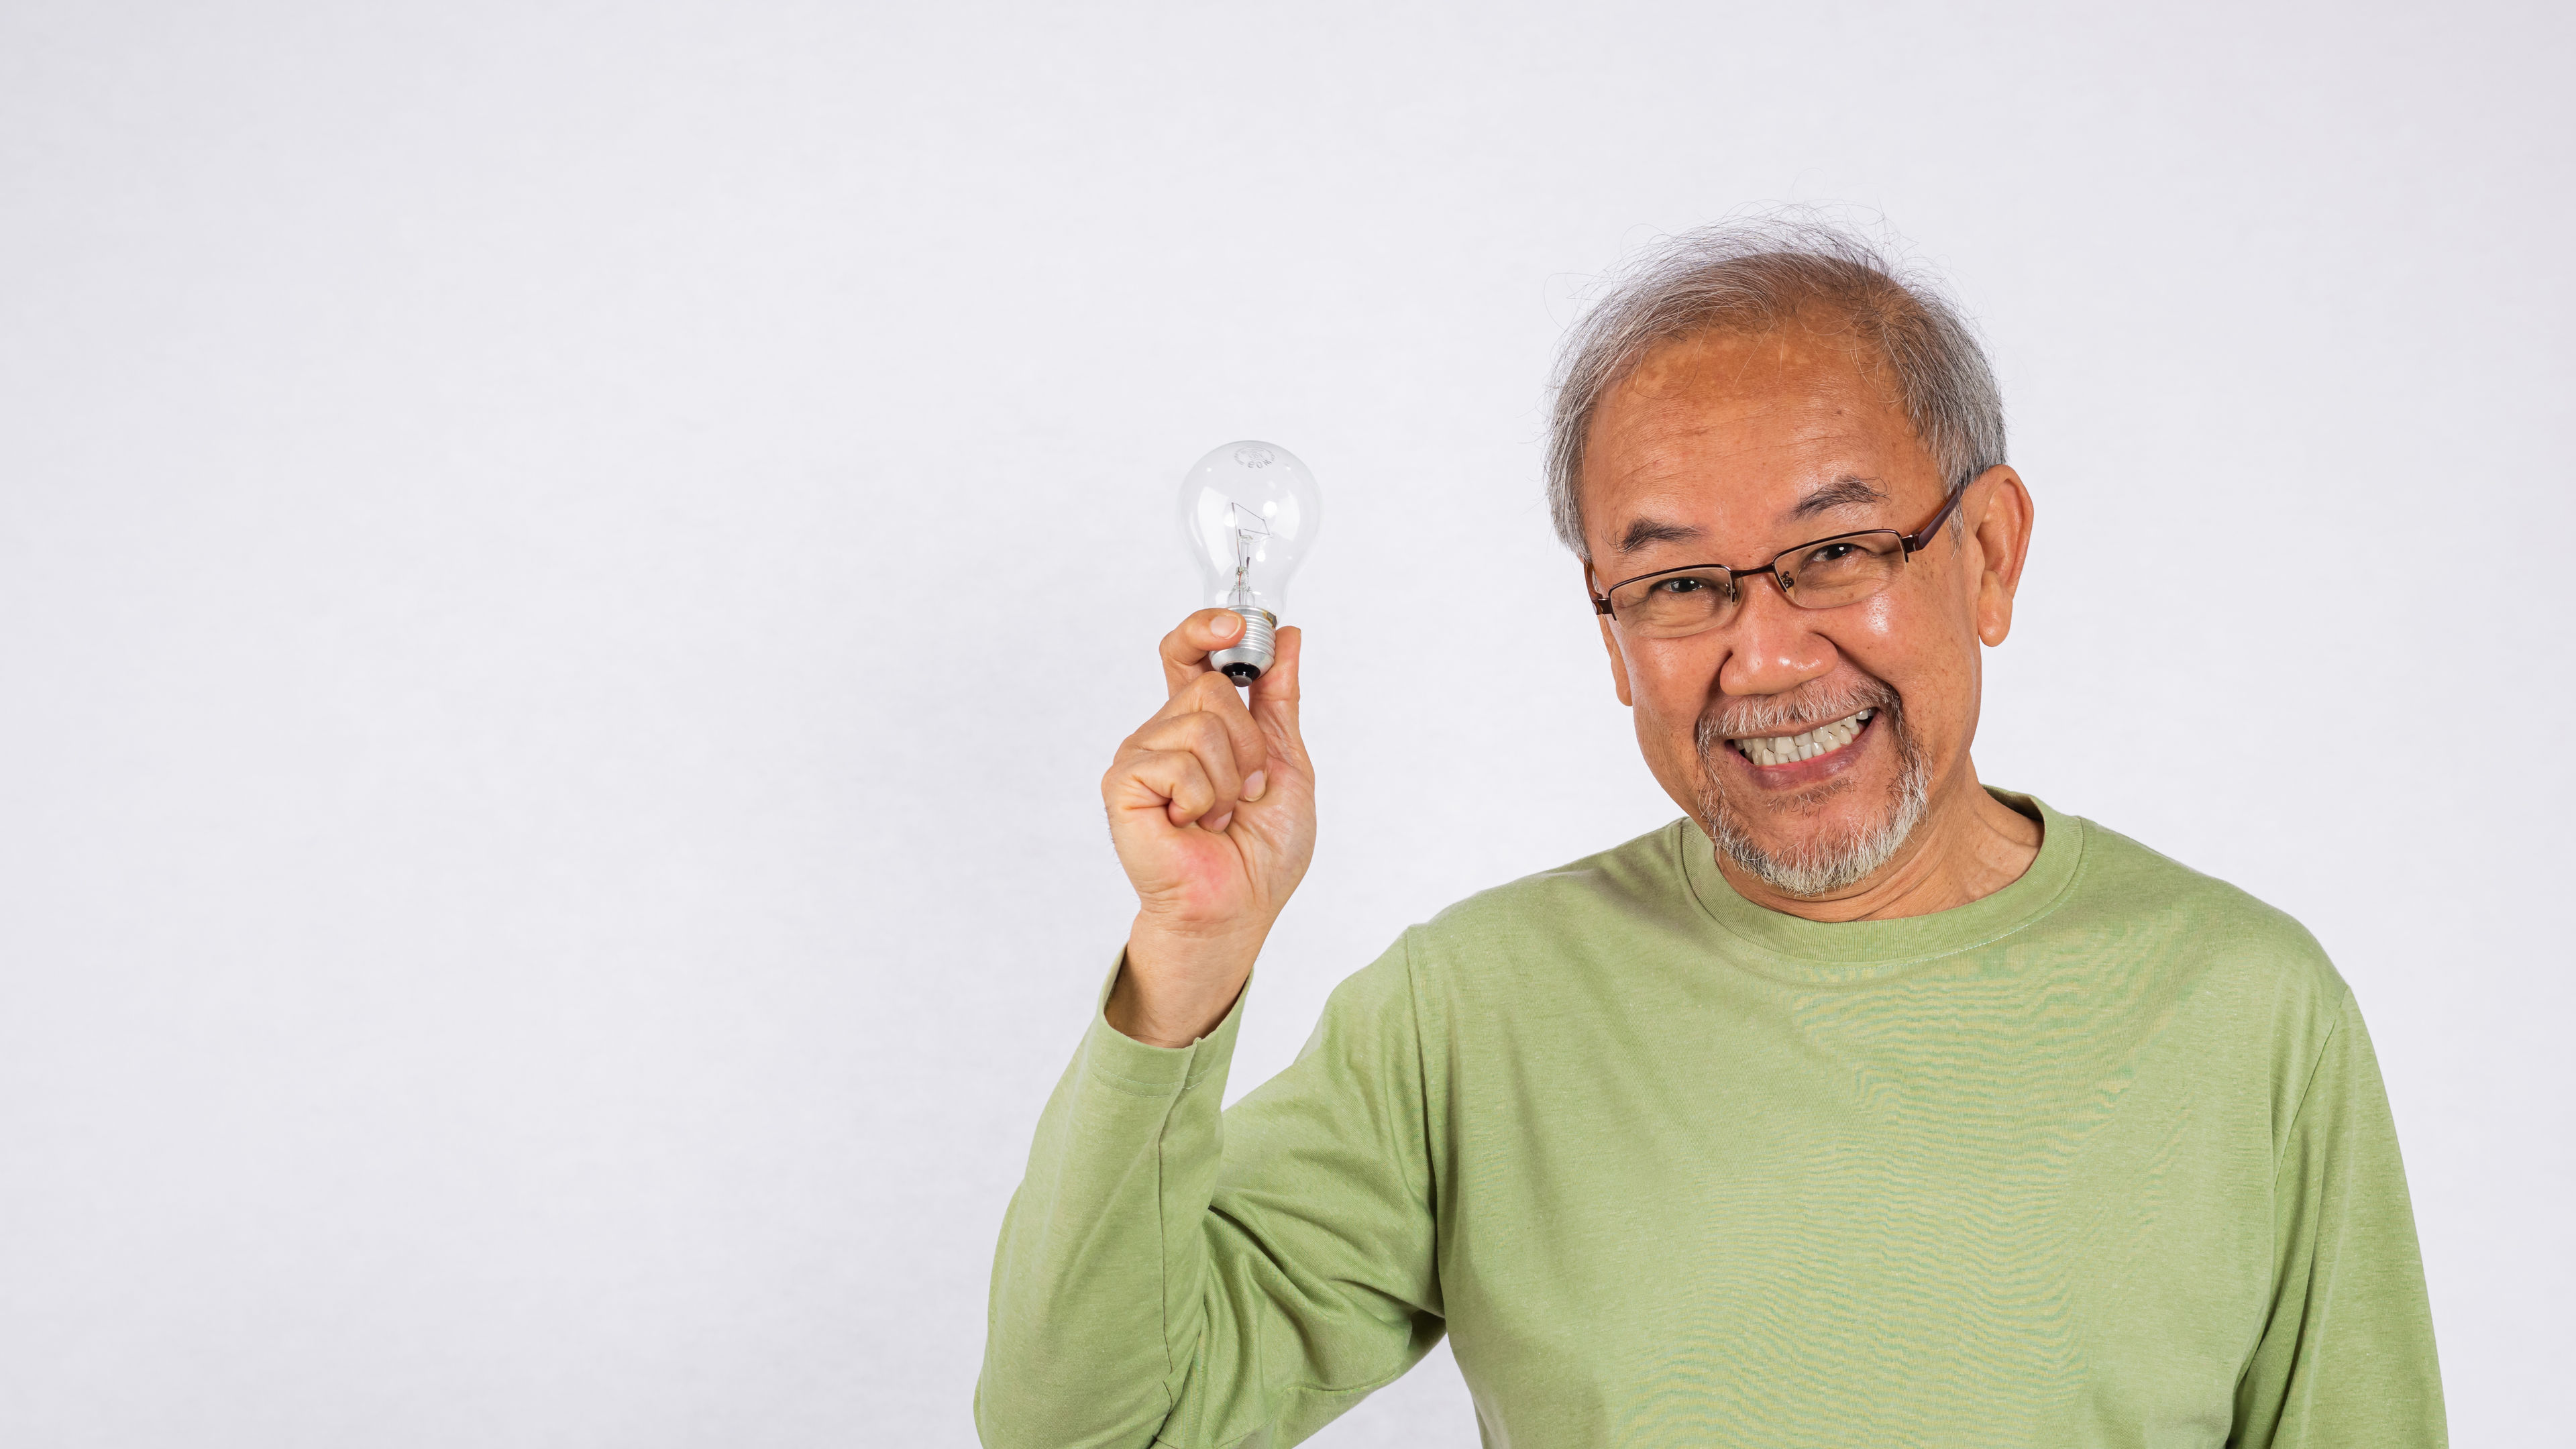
[2231,989,2447,1448]
[976,937,1444,1449]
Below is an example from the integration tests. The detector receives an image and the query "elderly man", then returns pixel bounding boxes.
[976,222,2445,1447]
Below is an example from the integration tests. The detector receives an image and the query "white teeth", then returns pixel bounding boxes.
[1730,708,1874,767]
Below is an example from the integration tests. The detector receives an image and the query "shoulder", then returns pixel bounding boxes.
[2058,810,2350,1014]
[1397,818,1699,966]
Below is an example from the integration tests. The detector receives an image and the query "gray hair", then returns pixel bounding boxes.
[1544,215,2006,558]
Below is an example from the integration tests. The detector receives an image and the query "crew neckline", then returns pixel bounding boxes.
[1675,788,2086,981]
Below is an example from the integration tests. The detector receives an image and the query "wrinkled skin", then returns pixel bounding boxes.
[1581,321,2039,921]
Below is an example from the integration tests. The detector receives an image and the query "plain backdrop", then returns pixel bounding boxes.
[3,1,2569,1445]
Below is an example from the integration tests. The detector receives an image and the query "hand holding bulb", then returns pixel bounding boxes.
[1097,442,1324,1046]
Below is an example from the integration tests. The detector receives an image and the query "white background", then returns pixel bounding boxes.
[3,2,2567,1444]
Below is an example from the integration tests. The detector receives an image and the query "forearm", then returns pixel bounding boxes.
[976,968,1242,1449]
[979,939,1443,1449]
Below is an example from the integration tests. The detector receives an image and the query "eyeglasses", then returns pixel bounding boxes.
[1591,484,1968,639]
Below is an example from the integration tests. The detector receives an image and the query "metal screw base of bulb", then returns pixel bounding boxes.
[1210,606,1276,685]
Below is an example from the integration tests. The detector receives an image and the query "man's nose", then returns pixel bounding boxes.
[1715,576,1837,697]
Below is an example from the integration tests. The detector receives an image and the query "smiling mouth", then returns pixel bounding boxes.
[1729,708,1874,768]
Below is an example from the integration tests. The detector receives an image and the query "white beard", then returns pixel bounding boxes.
[1694,693,1932,899]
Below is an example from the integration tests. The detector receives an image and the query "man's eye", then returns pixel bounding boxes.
[1809,543,1859,564]
[1653,577,1707,595]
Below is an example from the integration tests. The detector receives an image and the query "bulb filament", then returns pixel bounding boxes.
[1228,502,1272,600]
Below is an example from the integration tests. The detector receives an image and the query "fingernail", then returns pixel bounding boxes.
[1212,613,1238,636]
[1203,811,1233,833]
[1242,770,1267,801]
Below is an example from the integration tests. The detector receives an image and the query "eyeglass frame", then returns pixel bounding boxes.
[1590,480,1972,625]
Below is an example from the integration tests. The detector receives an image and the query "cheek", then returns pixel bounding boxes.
[1845,591,1905,642]
[1618,639,1722,774]
[1623,634,1723,714]
[1835,590,1982,755]
[1835,585,1970,685]
[1815,593,1908,684]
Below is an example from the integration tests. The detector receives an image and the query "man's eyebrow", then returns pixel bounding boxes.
[1616,477,1886,554]
[1615,517,1706,555]
[1787,475,1888,521]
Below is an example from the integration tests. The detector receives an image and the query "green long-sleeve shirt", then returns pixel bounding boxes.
[978,794,2445,1447]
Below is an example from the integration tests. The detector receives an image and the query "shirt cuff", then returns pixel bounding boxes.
[1076,949,1248,1099]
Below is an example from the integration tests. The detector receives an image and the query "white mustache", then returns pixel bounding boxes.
[1694,678,1900,748]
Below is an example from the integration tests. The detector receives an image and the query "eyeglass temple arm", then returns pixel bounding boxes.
[1900,480,1972,554]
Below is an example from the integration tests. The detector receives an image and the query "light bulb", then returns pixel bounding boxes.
[1177,440,1320,685]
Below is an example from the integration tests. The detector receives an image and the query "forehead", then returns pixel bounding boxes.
[1581,326,1933,550]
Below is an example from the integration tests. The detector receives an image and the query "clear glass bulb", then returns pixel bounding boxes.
[1177,439,1320,684]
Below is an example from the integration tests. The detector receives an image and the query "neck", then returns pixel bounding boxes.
[1710,762,2042,923]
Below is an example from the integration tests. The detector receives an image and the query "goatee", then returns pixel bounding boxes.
[1692,680,1931,899]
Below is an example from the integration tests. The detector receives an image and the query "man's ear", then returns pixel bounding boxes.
[1587,563,1635,706]
[1966,466,2035,647]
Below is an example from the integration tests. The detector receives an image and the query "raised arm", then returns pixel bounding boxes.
[976,617,1444,1448]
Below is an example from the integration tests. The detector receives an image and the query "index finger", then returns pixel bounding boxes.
[1159,609,1249,697]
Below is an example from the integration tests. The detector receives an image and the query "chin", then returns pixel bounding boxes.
[1715,791,1927,897]
[1693,701,1935,899]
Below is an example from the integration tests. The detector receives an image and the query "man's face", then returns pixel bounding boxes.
[1581,323,2020,898]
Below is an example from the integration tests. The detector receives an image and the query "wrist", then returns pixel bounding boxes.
[1108,919,1263,1046]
